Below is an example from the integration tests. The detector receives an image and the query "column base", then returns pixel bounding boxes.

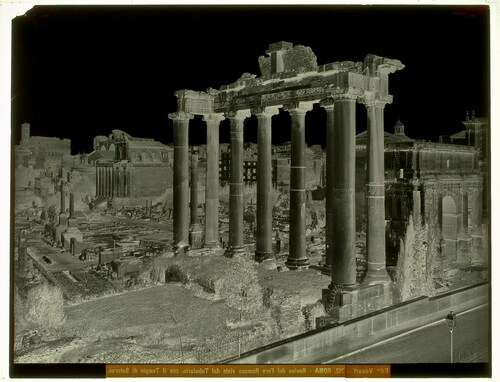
[173,241,190,255]
[319,264,332,276]
[225,246,245,258]
[363,269,391,285]
[285,256,309,270]
[255,251,273,263]
[203,241,219,249]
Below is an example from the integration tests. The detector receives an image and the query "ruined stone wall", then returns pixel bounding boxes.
[263,288,305,339]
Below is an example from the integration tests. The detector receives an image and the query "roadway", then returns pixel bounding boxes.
[326,304,489,364]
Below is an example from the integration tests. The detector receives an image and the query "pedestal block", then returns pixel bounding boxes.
[189,226,203,250]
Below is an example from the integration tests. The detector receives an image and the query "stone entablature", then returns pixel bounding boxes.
[174,43,403,115]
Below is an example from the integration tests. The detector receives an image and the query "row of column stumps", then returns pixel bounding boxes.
[168,97,391,285]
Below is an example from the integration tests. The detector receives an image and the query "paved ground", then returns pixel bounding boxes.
[326,304,489,364]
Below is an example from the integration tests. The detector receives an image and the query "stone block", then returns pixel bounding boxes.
[438,295,452,311]
[339,305,352,322]
[372,313,387,333]
[387,310,398,328]
[396,306,410,325]
[316,315,338,329]
[189,228,203,249]
[356,318,372,337]
[407,298,429,318]
[340,291,352,305]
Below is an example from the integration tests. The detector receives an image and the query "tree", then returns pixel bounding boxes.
[395,215,436,302]
[24,282,66,330]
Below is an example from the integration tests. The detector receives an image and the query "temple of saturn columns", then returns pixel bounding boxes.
[168,42,404,291]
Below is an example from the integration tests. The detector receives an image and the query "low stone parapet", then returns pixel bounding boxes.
[230,282,488,364]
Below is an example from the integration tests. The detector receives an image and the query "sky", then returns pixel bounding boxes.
[11,5,490,155]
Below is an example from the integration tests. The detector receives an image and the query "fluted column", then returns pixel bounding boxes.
[169,111,194,249]
[108,167,112,196]
[110,167,115,197]
[254,107,279,262]
[100,166,106,196]
[364,100,390,284]
[96,165,100,197]
[116,167,121,197]
[104,167,108,197]
[322,101,335,273]
[227,110,250,255]
[285,103,312,269]
[330,96,357,287]
[190,149,199,227]
[203,114,225,248]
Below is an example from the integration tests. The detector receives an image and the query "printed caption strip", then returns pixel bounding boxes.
[106,364,391,378]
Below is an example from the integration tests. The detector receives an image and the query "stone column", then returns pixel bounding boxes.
[169,111,194,249]
[461,192,469,232]
[96,166,100,197]
[190,150,199,226]
[111,167,115,197]
[364,101,390,284]
[471,186,483,259]
[203,114,225,248]
[457,190,472,262]
[254,107,279,262]
[60,181,66,214]
[108,167,112,197]
[101,166,106,196]
[97,167,101,196]
[105,167,110,197]
[116,167,121,197]
[322,102,335,274]
[330,96,357,287]
[227,110,250,255]
[190,150,203,249]
[126,167,130,197]
[69,192,75,218]
[59,181,68,226]
[285,103,312,269]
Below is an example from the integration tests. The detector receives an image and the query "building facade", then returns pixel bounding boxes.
[356,120,484,266]
[14,122,71,171]
[94,130,173,203]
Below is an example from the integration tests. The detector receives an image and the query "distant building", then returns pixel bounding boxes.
[219,142,324,189]
[356,119,484,266]
[440,111,489,218]
[14,122,71,171]
[94,129,173,204]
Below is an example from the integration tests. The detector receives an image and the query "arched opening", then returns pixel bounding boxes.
[441,195,459,261]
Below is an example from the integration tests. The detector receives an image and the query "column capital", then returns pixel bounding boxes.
[202,113,225,124]
[361,98,388,109]
[225,109,251,120]
[252,106,280,118]
[168,111,194,121]
[283,101,314,115]
[319,98,336,110]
